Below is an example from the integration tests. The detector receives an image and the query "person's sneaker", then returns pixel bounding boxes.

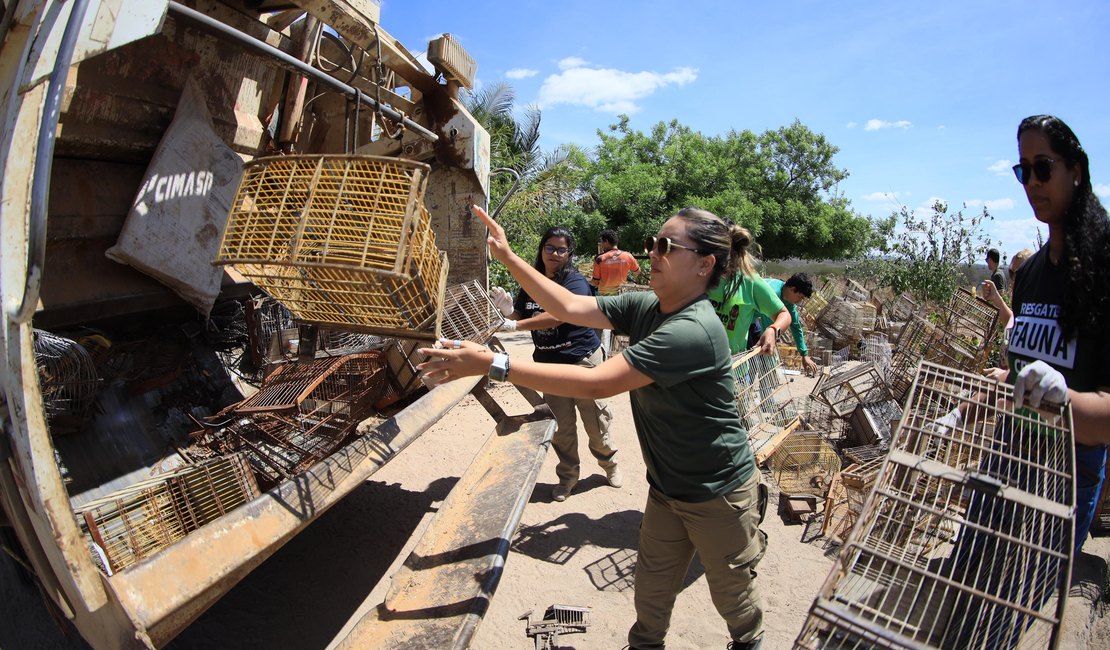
[552,480,576,502]
[727,637,762,650]
[606,466,624,488]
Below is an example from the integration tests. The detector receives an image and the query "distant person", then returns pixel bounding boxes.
[706,225,792,356]
[749,273,819,375]
[986,248,1007,292]
[498,227,620,502]
[591,229,641,295]
[1008,248,1034,289]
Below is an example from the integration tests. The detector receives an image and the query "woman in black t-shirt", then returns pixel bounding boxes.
[502,227,620,502]
[1007,115,1110,550]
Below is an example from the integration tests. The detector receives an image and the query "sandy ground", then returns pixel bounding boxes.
[2,330,1108,648]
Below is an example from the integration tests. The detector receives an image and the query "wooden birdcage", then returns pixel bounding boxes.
[75,453,260,574]
[823,456,885,543]
[214,155,448,339]
[731,347,799,432]
[795,362,1075,649]
[802,290,829,330]
[889,315,937,402]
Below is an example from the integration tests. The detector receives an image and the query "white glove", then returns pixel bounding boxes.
[490,286,514,317]
[928,406,963,436]
[1014,360,1069,408]
[498,319,518,332]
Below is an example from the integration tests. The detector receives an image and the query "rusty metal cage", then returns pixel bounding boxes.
[812,363,893,419]
[440,280,504,344]
[770,431,841,497]
[795,362,1075,649]
[75,453,260,574]
[233,352,387,418]
[214,155,449,339]
[731,347,799,432]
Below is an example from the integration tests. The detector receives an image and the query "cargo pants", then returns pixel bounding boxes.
[544,346,618,485]
[628,471,769,649]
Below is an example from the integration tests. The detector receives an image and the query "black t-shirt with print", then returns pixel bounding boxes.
[514,268,600,364]
[1008,247,1110,391]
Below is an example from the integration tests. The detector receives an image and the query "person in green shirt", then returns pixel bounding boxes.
[421,205,770,650]
[749,273,819,376]
[705,226,791,356]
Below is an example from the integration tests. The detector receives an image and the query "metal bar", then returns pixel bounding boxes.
[9,0,91,323]
[165,1,437,143]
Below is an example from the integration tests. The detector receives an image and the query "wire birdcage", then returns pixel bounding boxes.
[886,293,918,323]
[823,458,885,543]
[232,352,387,418]
[889,315,937,402]
[770,431,841,497]
[215,155,449,339]
[75,453,260,574]
[860,333,892,380]
[848,399,902,448]
[440,280,504,344]
[730,347,799,432]
[795,362,1075,649]
[33,329,100,426]
[802,291,829,330]
[812,363,893,419]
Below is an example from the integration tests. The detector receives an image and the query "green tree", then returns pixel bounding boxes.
[584,117,874,260]
[848,201,994,304]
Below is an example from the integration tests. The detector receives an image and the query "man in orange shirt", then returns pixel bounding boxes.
[591,230,641,296]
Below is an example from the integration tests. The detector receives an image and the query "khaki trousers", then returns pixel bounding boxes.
[544,347,617,484]
[628,471,768,649]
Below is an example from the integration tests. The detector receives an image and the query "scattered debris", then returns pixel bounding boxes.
[520,605,591,650]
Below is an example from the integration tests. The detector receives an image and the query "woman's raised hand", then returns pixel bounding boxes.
[472,205,512,263]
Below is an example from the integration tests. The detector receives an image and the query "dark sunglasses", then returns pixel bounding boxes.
[643,236,708,256]
[1012,158,1057,185]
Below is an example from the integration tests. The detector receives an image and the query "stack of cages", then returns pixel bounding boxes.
[812,362,893,420]
[927,289,1000,373]
[74,453,260,574]
[730,347,799,446]
[889,315,937,402]
[214,155,449,340]
[795,362,1075,649]
[190,352,388,488]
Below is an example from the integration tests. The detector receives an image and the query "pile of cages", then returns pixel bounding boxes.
[821,455,885,543]
[33,329,100,430]
[439,280,505,345]
[214,155,448,340]
[889,314,937,402]
[928,288,1000,372]
[191,352,389,487]
[769,431,841,497]
[847,399,902,448]
[795,362,1075,649]
[74,453,260,574]
[859,333,892,380]
[811,362,893,419]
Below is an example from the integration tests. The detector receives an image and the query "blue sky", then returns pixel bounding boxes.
[386,0,1110,259]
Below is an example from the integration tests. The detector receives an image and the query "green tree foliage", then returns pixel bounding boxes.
[585,116,875,260]
[848,201,994,304]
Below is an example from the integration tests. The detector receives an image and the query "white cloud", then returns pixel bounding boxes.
[966,198,1015,211]
[538,64,698,114]
[862,191,900,202]
[989,216,1043,253]
[987,159,1012,177]
[864,118,913,131]
[505,68,538,79]
[557,56,589,70]
[846,121,858,129]
[1095,183,1110,199]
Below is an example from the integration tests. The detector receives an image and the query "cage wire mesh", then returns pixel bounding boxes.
[860,333,892,380]
[847,399,902,448]
[823,457,884,543]
[812,362,893,419]
[730,347,799,435]
[889,315,937,402]
[803,291,830,331]
[439,280,504,344]
[770,431,841,497]
[33,329,100,425]
[215,155,448,339]
[193,353,388,486]
[795,362,1075,650]
[75,453,260,574]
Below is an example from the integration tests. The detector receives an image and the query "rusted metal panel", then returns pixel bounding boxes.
[109,375,482,647]
[334,409,554,649]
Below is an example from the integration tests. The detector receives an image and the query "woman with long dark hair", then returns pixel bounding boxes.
[421,206,769,650]
[500,226,620,501]
[1008,114,1110,550]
